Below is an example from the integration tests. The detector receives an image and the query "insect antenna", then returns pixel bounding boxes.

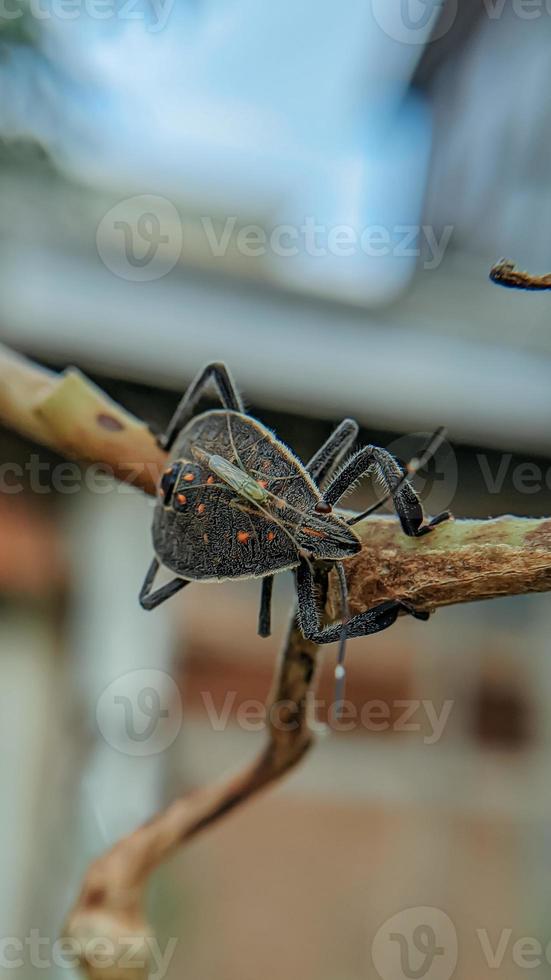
[225,415,247,472]
[334,563,350,719]
[347,426,447,527]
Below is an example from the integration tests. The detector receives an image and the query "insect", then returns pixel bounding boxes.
[140,363,450,692]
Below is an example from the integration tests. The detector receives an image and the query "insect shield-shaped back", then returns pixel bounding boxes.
[152,453,301,582]
[153,409,361,580]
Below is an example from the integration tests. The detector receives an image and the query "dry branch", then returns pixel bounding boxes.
[490,258,551,290]
[2,342,551,977]
[349,514,551,612]
[65,607,322,980]
[0,343,164,494]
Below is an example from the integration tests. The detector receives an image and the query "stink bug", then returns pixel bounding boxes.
[141,363,450,687]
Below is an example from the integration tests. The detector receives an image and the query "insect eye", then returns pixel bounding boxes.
[160,463,180,504]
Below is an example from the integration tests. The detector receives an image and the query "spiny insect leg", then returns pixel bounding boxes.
[320,445,424,535]
[306,418,359,487]
[348,428,450,531]
[160,362,243,452]
[320,441,449,538]
[139,558,190,610]
[295,557,423,644]
[258,575,274,638]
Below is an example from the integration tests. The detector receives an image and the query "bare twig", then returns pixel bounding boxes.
[348,514,551,612]
[490,258,551,291]
[2,343,551,977]
[64,602,324,980]
[0,343,165,494]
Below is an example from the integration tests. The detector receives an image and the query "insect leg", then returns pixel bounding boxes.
[306,418,359,487]
[348,428,449,529]
[295,557,428,645]
[139,557,190,610]
[320,442,449,538]
[160,362,243,452]
[258,575,274,638]
[258,419,359,636]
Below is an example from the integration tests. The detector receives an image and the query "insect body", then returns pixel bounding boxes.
[152,409,361,582]
[141,363,450,663]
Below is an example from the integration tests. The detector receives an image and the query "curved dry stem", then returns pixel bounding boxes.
[490,258,551,291]
[0,343,165,494]
[64,611,321,980]
[348,514,551,612]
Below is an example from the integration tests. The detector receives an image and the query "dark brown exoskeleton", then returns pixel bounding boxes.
[141,363,450,689]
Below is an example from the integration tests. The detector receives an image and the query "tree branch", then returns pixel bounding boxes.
[348,514,551,611]
[2,343,551,977]
[64,607,323,980]
[0,343,165,494]
[490,258,551,290]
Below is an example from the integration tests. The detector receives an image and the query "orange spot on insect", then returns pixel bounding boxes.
[258,479,268,489]
[203,533,209,544]
[267,531,276,542]
[176,494,187,506]
[303,527,325,538]
[197,503,206,514]
[207,475,215,484]
[237,531,251,544]
[183,473,195,482]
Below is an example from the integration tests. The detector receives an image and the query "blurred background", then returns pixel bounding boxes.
[2,1,551,977]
